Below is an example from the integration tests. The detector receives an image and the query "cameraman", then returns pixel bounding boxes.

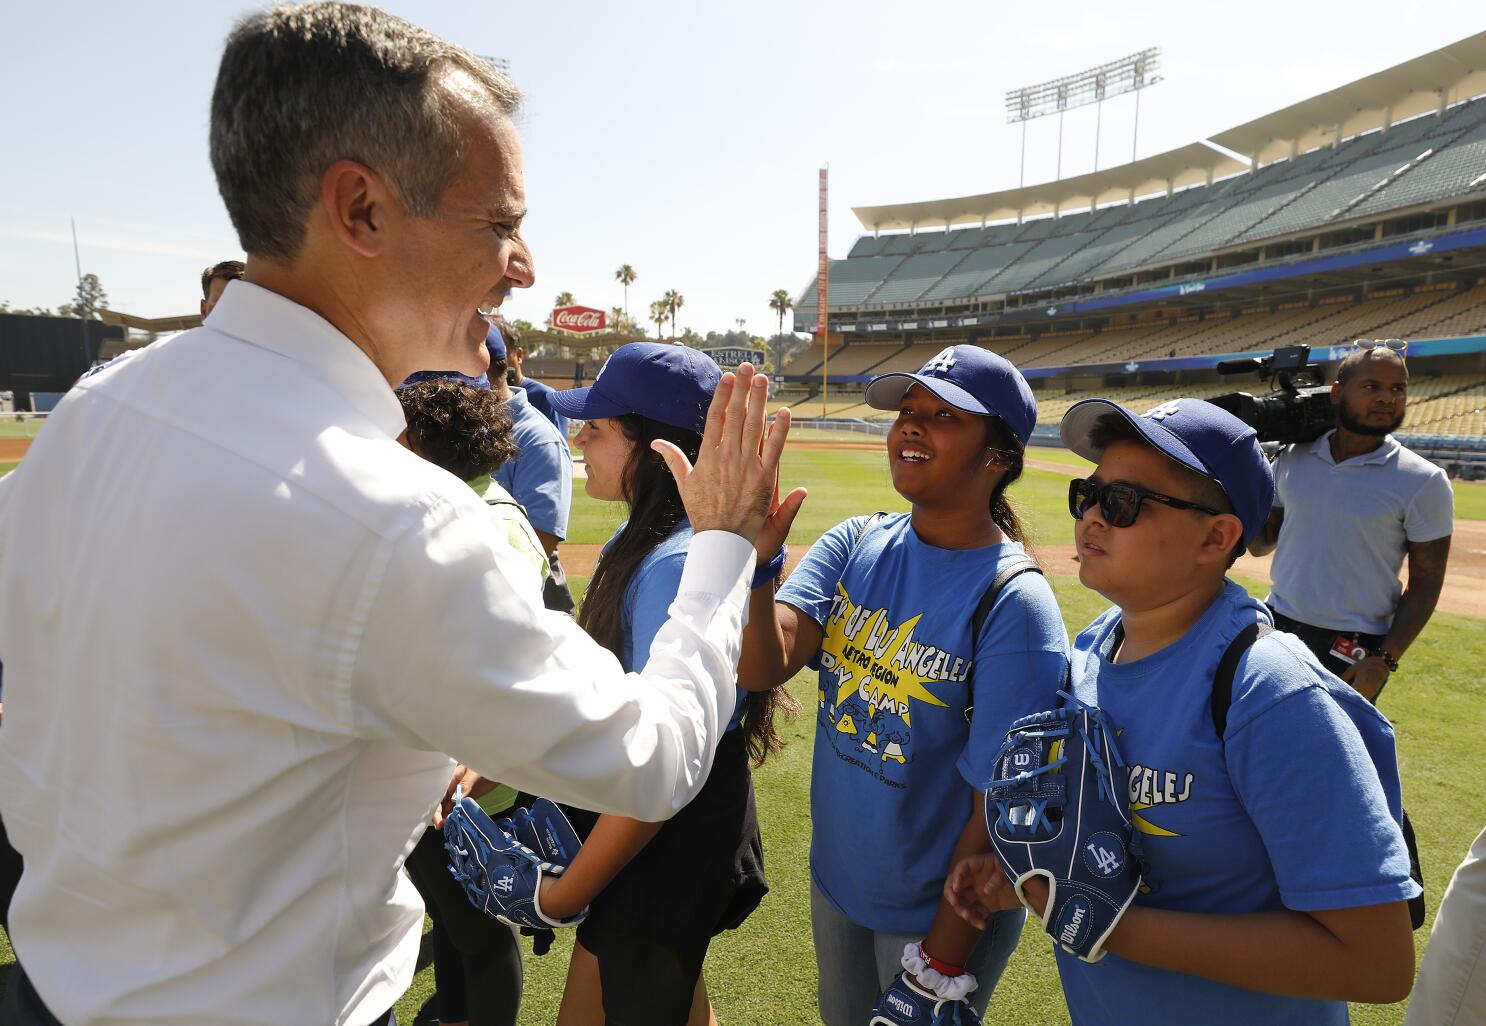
[1249,342,1452,703]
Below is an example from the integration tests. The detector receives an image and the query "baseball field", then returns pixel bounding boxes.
[1,437,1483,1024]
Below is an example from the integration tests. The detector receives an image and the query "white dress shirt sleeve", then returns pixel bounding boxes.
[351,494,754,821]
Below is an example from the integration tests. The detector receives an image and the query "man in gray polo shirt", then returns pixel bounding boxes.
[1249,344,1452,702]
[1250,343,1449,931]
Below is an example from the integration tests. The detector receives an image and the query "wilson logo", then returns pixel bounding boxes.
[885,992,916,1017]
[1056,894,1092,948]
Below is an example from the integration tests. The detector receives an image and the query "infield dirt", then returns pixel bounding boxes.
[559,438,1486,620]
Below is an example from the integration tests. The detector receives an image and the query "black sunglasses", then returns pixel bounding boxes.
[1068,477,1225,529]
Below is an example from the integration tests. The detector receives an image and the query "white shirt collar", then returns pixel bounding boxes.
[1309,428,1399,467]
[204,280,405,438]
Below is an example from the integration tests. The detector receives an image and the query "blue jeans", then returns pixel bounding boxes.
[810,882,1025,1026]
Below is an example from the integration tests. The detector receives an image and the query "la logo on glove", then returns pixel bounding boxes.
[493,870,515,895]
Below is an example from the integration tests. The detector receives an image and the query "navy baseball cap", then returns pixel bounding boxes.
[864,344,1038,444]
[1060,397,1275,543]
[549,342,722,433]
[399,325,505,390]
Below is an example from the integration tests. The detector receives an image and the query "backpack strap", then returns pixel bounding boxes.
[852,511,888,547]
[971,557,1043,644]
[963,557,1043,725]
[1211,622,1273,739]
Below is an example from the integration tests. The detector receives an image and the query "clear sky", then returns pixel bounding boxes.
[1,1,1482,336]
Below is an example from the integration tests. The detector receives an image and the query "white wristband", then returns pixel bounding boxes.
[900,941,978,1002]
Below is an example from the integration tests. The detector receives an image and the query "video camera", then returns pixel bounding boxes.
[1209,344,1333,444]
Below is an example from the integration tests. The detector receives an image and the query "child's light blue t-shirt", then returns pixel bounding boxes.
[1058,580,1418,1025]
[610,521,745,731]
[495,388,572,540]
[777,513,1069,934]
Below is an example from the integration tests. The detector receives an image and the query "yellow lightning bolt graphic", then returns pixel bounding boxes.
[1130,802,1182,837]
[819,583,951,729]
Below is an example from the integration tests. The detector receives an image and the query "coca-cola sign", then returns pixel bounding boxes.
[551,305,607,333]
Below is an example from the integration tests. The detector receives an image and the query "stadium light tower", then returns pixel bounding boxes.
[1006,47,1162,184]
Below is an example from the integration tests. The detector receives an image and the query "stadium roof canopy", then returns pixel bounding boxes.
[854,30,1486,233]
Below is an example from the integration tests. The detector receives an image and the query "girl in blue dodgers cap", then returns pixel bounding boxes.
[738,344,1070,1025]
[532,343,791,1026]
[946,397,1418,1025]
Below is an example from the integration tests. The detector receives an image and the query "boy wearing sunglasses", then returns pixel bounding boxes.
[950,397,1418,1024]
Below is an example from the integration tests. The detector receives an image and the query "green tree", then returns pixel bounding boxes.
[614,264,636,320]
[649,300,668,340]
[768,289,796,372]
[663,289,684,340]
[553,291,575,309]
[0,301,55,316]
[58,273,109,319]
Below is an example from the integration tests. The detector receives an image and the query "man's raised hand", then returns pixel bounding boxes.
[652,364,793,543]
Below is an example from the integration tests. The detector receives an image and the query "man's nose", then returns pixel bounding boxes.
[505,239,535,291]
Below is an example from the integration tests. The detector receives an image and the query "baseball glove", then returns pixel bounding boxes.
[443,794,587,931]
[984,696,1143,963]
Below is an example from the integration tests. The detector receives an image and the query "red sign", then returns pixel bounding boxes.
[551,306,607,333]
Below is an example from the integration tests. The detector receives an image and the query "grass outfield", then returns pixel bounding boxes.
[1,447,1482,1024]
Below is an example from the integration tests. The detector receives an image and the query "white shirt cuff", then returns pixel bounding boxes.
[680,530,754,615]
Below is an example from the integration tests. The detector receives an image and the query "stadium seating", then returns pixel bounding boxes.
[803,95,1486,310]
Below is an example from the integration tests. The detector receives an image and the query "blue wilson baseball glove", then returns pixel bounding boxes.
[443,795,587,930]
[984,695,1143,963]
[507,798,584,868]
[869,973,981,1026]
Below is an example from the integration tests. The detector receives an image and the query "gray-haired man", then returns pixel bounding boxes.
[0,6,792,1025]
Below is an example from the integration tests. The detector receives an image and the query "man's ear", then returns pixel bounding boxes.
[320,159,394,259]
[1197,514,1246,567]
[1330,380,1342,406]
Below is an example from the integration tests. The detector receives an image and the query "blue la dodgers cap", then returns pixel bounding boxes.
[549,342,723,433]
[1060,397,1275,544]
[399,325,506,390]
[863,344,1038,444]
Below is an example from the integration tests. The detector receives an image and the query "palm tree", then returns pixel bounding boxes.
[649,300,668,340]
[614,265,637,320]
[610,307,626,336]
[663,290,684,340]
[554,291,575,309]
[768,289,795,372]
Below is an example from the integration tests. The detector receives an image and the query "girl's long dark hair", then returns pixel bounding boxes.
[985,415,1028,544]
[578,413,796,767]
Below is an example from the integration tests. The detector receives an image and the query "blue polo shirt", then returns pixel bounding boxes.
[494,388,572,540]
[517,378,570,438]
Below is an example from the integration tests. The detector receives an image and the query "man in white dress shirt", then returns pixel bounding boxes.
[0,5,792,1025]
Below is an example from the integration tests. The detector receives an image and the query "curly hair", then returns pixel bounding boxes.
[398,379,518,481]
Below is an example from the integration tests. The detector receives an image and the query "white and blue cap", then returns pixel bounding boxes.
[864,344,1038,444]
[549,342,723,434]
[399,326,506,390]
[1060,397,1275,543]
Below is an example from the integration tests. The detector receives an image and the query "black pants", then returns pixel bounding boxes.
[404,825,522,1026]
[544,552,576,614]
[0,814,21,933]
[1268,609,1387,685]
[1268,607,1427,930]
